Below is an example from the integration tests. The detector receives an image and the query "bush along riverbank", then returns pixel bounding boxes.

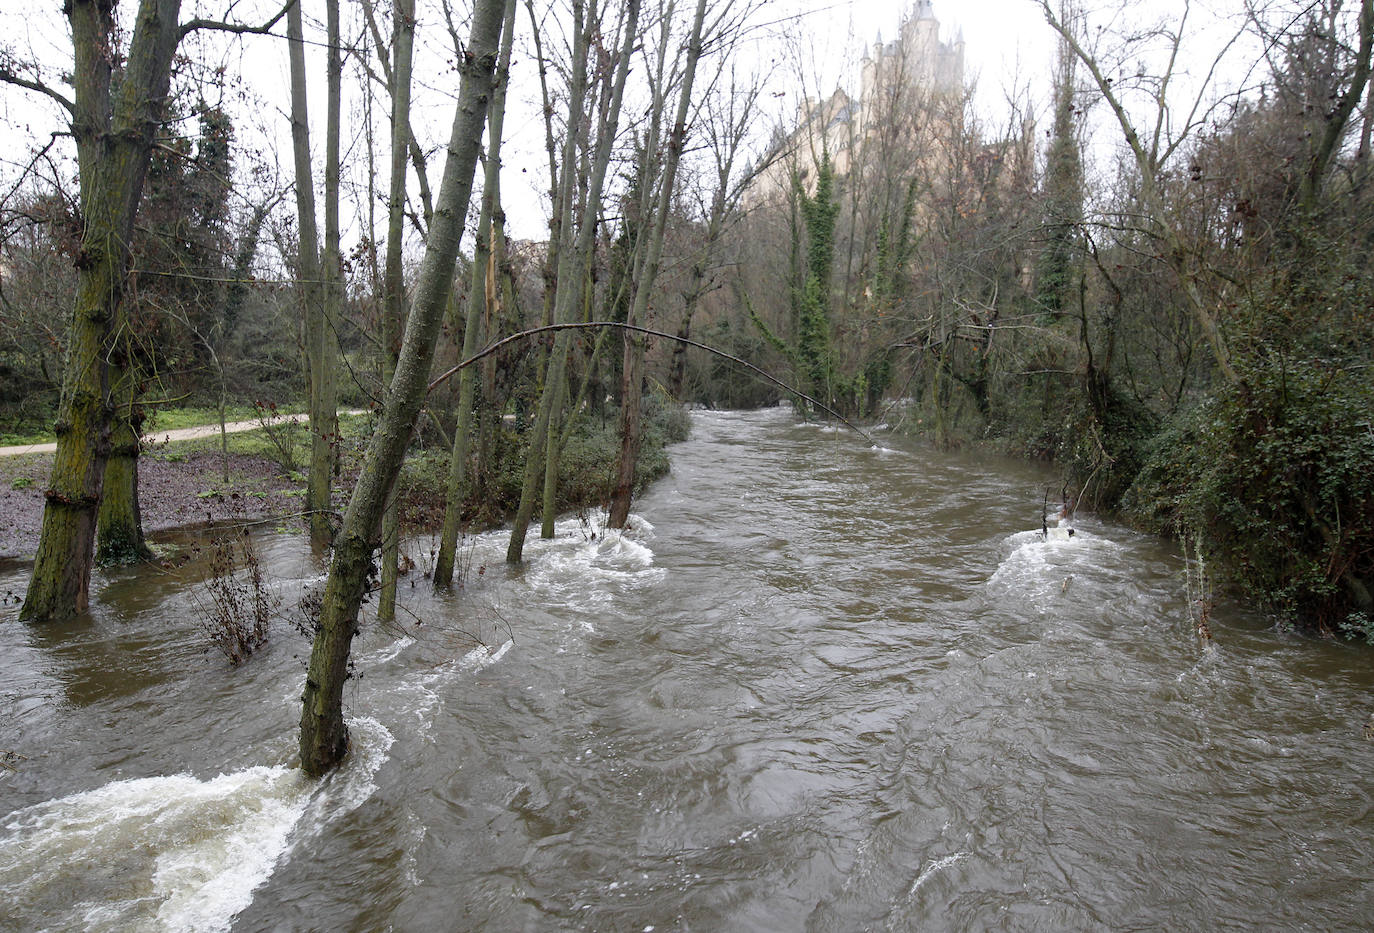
[387,389,691,537]
[891,346,1374,643]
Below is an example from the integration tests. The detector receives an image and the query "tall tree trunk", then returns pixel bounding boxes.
[377,0,417,620]
[287,0,340,542]
[527,0,563,332]
[435,0,518,587]
[476,219,513,510]
[607,0,709,529]
[507,0,641,563]
[315,0,344,538]
[298,0,506,777]
[21,0,182,622]
[286,0,332,536]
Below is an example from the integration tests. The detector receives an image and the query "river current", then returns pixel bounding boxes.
[2,407,1372,931]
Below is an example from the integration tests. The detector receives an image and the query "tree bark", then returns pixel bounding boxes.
[377,0,417,620]
[507,0,643,563]
[287,0,339,542]
[299,0,506,776]
[21,0,182,622]
[315,0,344,539]
[96,362,152,564]
[608,0,709,529]
[435,0,518,587]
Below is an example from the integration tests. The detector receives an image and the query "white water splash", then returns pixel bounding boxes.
[460,638,514,671]
[520,511,667,607]
[907,852,970,896]
[0,717,392,933]
[986,528,1123,606]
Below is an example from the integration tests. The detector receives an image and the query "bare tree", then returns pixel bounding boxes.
[506,0,643,563]
[1037,0,1251,383]
[299,0,508,776]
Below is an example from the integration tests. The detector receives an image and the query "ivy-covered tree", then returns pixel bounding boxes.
[1034,18,1082,320]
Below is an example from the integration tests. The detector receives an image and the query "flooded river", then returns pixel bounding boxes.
[2,407,1372,931]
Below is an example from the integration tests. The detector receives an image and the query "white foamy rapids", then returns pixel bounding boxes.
[985,527,1124,608]
[0,718,391,933]
[377,639,515,747]
[520,511,666,608]
[907,852,970,896]
[460,638,514,671]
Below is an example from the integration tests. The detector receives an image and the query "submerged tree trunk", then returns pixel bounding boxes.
[20,0,183,622]
[299,0,506,777]
[507,0,642,563]
[96,363,152,564]
[377,0,418,621]
[435,0,518,587]
[608,0,709,529]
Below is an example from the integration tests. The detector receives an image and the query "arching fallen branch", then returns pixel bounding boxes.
[426,320,878,446]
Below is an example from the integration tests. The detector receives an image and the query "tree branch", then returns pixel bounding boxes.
[0,66,75,115]
[179,0,292,40]
[426,320,879,446]
[1302,0,1374,208]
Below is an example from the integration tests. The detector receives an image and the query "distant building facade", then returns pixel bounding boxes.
[747,1,967,206]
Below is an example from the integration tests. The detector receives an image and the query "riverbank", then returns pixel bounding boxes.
[0,399,690,565]
[0,448,308,563]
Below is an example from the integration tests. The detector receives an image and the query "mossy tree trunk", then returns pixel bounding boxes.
[299,0,506,776]
[96,361,153,564]
[19,0,183,621]
[1034,21,1083,322]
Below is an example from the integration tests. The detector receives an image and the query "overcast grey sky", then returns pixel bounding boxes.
[0,1,1061,245]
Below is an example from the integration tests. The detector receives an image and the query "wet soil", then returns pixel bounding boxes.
[0,449,308,563]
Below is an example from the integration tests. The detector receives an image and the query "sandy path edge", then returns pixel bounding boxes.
[0,410,368,457]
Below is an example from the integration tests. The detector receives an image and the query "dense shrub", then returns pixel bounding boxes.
[392,390,691,531]
[1125,360,1374,634]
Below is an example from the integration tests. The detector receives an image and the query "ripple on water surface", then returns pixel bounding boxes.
[2,408,1374,931]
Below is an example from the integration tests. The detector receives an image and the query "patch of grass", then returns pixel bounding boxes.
[148,408,373,473]
[144,404,268,433]
[0,428,54,447]
[10,476,35,489]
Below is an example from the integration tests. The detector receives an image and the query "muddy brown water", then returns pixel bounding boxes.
[2,407,1371,931]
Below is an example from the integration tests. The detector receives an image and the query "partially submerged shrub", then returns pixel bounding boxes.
[198,525,276,664]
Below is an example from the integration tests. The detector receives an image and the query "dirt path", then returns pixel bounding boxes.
[0,411,367,560]
[0,411,366,457]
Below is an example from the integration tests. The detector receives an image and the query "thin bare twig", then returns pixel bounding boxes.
[426,320,879,446]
